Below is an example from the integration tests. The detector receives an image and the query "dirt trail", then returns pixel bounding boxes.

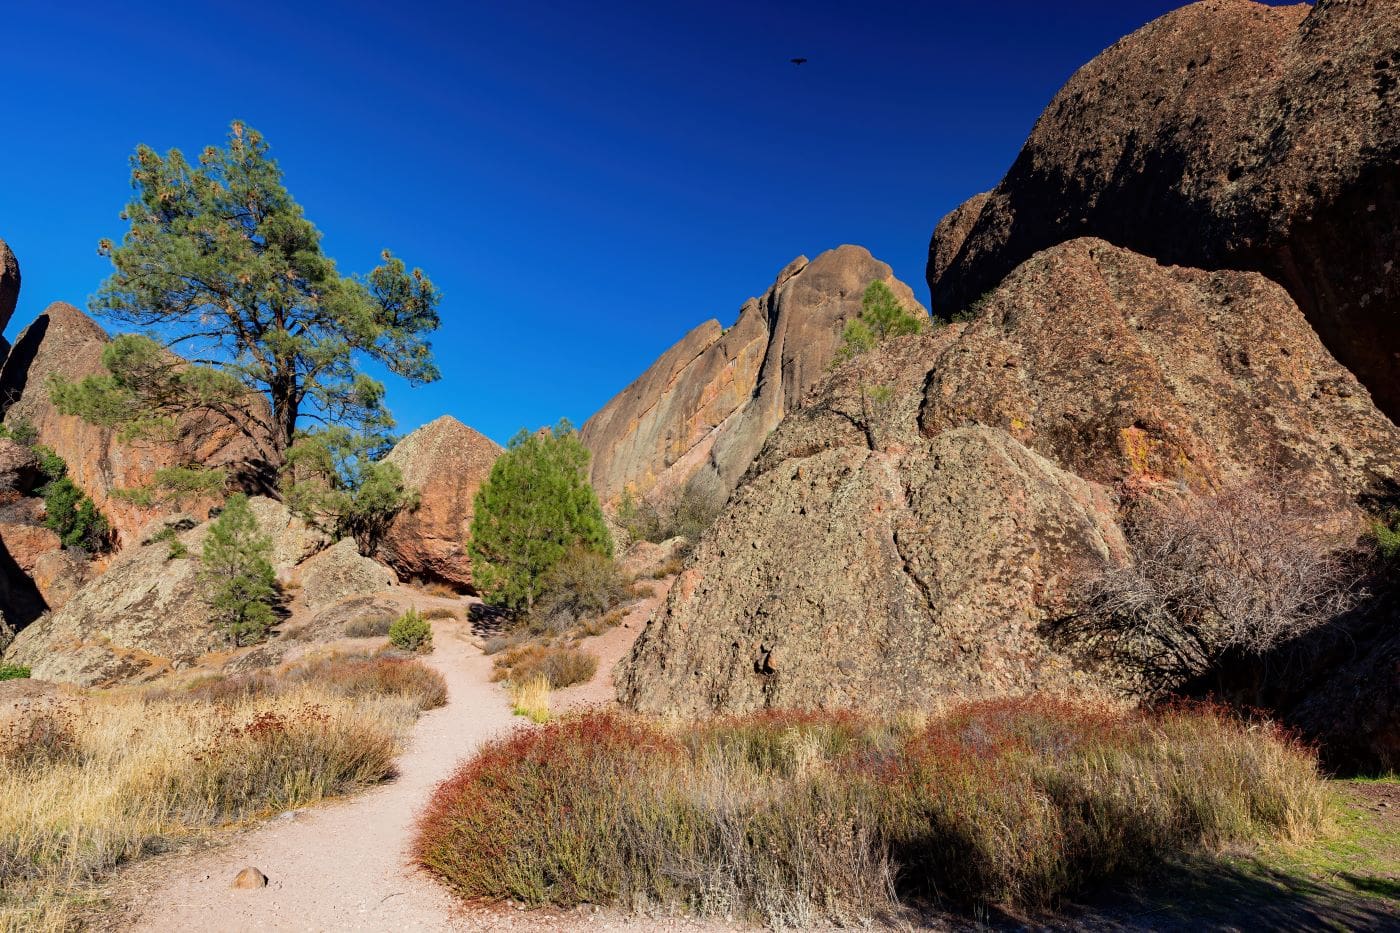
[114,584,714,932]
[121,618,510,931]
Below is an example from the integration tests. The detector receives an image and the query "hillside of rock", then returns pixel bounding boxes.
[378,415,501,589]
[582,245,926,510]
[619,239,1399,717]
[3,498,342,686]
[928,0,1400,419]
[0,302,270,546]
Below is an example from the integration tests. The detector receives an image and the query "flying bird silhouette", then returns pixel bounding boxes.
[790,57,807,66]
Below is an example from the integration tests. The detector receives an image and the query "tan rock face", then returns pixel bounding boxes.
[378,415,501,589]
[29,549,91,611]
[295,537,396,614]
[619,238,1400,718]
[921,239,1400,505]
[618,424,1126,717]
[582,245,927,509]
[928,0,1400,420]
[4,497,317,686]
[0,238,18,334]
[0,302,270,547]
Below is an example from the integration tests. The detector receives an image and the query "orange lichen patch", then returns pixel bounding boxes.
[1119,425,1153,476]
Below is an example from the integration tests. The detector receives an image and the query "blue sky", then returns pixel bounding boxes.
[0,1,1301,444]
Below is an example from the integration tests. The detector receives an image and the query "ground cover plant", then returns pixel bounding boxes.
[0,650,445,931]
[416,698,1326,928]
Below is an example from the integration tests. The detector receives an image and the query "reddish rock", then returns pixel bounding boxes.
[921,239,1400,507]
[378,415,501,589]
[0,439,41,495]
[582,246,927,510]
[0,303,269,546]
[0,238,18,334]
[928,0,1400,419]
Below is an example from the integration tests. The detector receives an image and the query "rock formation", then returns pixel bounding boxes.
[4,497,329,685]
[921,238,1400,504]
[295,537,397,614]
[927,0,1400,419]
[0,302,269,546]
[582,245,927,509]
[0,237,19,338]
[620,410,1127,714]
[620,239,1400,717]
[378,415,501,589]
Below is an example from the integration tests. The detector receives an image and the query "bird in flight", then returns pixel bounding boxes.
[790,57,807,66]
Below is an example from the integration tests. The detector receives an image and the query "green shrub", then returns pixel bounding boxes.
[41,477,112,552]
[616,484,722,545]
[389,609,433,653]
[200,493,279,646]
[0,663,31,681]
[1374,518,1400,563]
[417,700,1324,926]
[0,418,39,446]
[468,420,611,612]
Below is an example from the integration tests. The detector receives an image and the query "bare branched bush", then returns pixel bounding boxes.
[1060,482,1364,695]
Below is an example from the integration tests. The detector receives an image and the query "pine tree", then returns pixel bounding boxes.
[200,493,278,645]
[54,121,441,507]
[468,420,612,612]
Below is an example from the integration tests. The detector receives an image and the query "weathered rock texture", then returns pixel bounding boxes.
[0,302,270,546]
[620,239,1400,717]
[4,498,320,685]
[927,0,1400,419]
[295,537,396,614]
[921,239,1400,505]
[0,238,18,335]
[378,415,500,589]
[583,246,927,509]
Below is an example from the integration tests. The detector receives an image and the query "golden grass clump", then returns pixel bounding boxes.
[0,651,445,931]
[416,698,1326,927]
[508,675,551,723]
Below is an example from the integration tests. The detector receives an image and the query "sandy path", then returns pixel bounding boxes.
[122,619,512,932]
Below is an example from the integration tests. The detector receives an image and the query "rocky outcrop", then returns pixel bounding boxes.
[921,239,1400,505]
[0,238,18,335]
[620,237,1400,717]
[0,439,41,496]
[378,415,500,589]
[29,550,90,611]
[583,245,927,509]
[927,0,1400,419]
[0,302,270,546]
[4,497,317,685]
[295,537,396,614]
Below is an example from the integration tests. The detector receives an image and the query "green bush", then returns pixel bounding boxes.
[200,493,279,646]
[389,609,433,653]
[469,420,611,612]
[42,477,112,552]
[0,663,31,681]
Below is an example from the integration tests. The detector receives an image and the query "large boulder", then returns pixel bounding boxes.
[0,302,271,546]
[618,422,1126,717]
[582,245,927,510]
[927,0,1400,420]
[619,238,1400,718]
[921,239,1400,505]
[294,537,396,614]
[0,237,18,335]
[4,497,316,685]
[378,415,501,589]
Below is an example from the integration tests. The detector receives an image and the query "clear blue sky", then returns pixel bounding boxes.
[0,1,1300,445]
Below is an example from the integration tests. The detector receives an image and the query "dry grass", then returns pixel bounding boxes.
[417,698,1326,927]
[1,652,445,931]
[490,643,597,689]
[508,675,551,724]
[344,613,394,638]
[421,606,459,621]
